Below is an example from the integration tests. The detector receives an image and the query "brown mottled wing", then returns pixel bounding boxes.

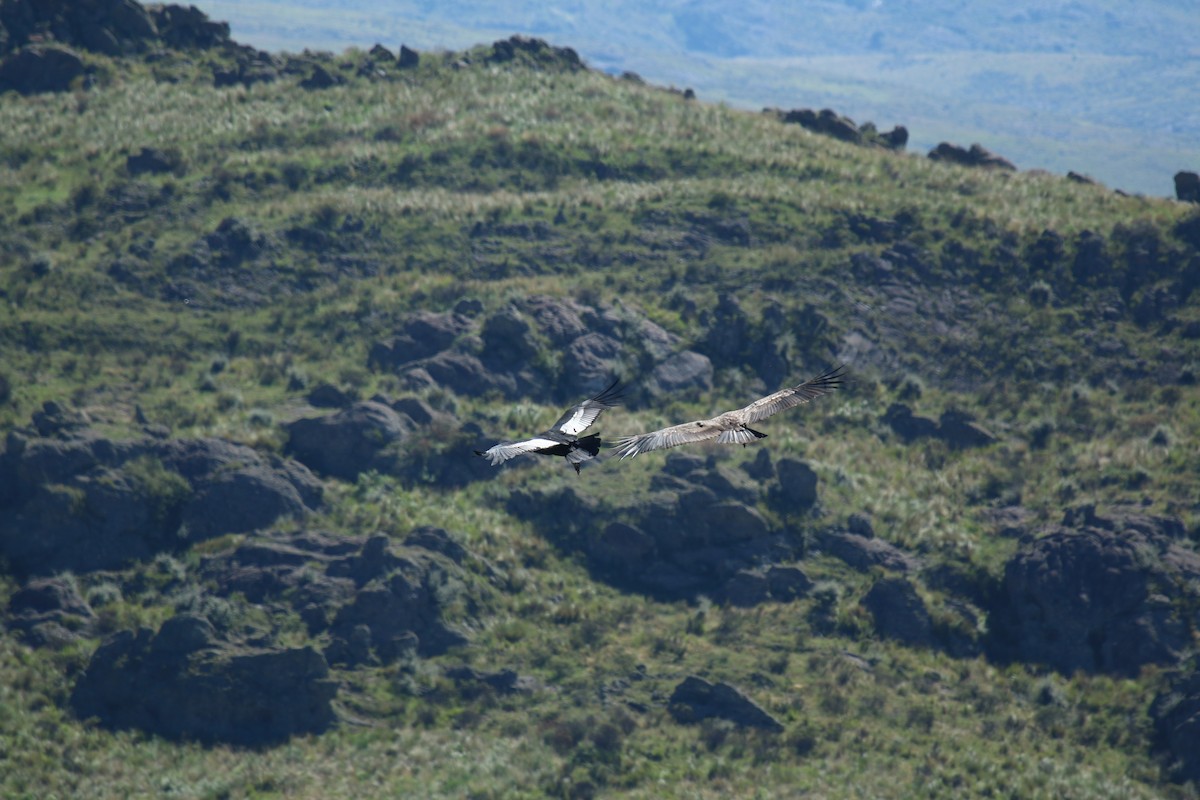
[735,365,845,425]
[611,418,723,459]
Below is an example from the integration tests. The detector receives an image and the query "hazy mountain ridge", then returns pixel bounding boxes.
[188,0,1200,195]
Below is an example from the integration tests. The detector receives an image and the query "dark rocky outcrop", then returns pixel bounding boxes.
[488,35,583,71]
[724,564,812,607]
[368,310,474,370]
[285,401,416,481]
[1175,171,1200,204]
[445,665,539,695]
[149,4,230,50]
[371,295,708,408]
[509,453,808,601]
[647,350,713,398]
[816,527,917,573]
[669,676,783,731]
[0,0,231,63]
[987,507,1199,676]
[197,526,482,664]
[0,45,86,94]
[0,413,322,576]
[126,146,182,176]
[6,575,96,648]
[1151,660,1200,783]
[398,45,419,69]
[299,63,340,90]
[861,577,935,647]
[774,108,907,151]
[769,458,819,513]
[883,403,998,449]
[70,614,336,745]
[928,142,1016,171]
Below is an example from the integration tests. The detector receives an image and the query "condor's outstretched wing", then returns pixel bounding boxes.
[735,365,845,425]
[474,437,561,466]
[549,378,623,436]
[611,417,724,459]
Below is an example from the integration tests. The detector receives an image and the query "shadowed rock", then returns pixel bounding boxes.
[285,401,415,480]
[1151,659,1200,783]
[70,614,336,745]
[669,676,783,731]
[0,45,85,94]
[862,577,935,647]
[1175,171,1200,204]
[928,142,1016,170]
[0,419,322,576]
[817,528,917,573]
[988,508,1198,676]
[6,576,96,648]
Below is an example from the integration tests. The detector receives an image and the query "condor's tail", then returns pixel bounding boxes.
[565,433,603,473]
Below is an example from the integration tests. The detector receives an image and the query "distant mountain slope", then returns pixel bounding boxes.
[188,0,1200,196]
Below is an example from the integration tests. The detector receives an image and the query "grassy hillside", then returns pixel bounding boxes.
[2,22,1200,800]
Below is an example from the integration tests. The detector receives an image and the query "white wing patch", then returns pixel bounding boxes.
[479,437,560,465]
[550,379,622,435]
[553,404,601,436]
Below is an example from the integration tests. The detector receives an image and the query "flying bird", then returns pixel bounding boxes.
[612,365,844,459]
[474,379,623,474]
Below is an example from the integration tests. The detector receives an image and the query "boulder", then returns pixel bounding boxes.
[817,528,917,573]
[299,64,339,90]
[589,522,656,567]
[445,665,538,695]
[0,423,323,576]
[1151,660,1200,783]
[937,409,998,449]
[180,463,315,539]
[883,403,940,442]
[369,310,473,369]
[307,382,356,408]
[883,404,997,449]
[148,4,230,49]
[0,0,160,57]
[407,351,517,397]
[481,307,540,368]
[70,616,336,745]
[6,576,96,648]
[1175,171,1200,204]
[0,45,85,94]
[770,458,818,512]
[398,45,419,69]
[327,569,469,664]
[722,569,770,607]
[488,35,583,71]
[781,108,860,143]
[928,142,1016,170]
[669,676,783,731]
[862,577,935,647]
[1071,230,1110,284]
[520,295,590,344]
[988,511,1198,675]
[285,401,415,480]
[560,332,622,399]
[648,350,713,397]
[126,147,180,176]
